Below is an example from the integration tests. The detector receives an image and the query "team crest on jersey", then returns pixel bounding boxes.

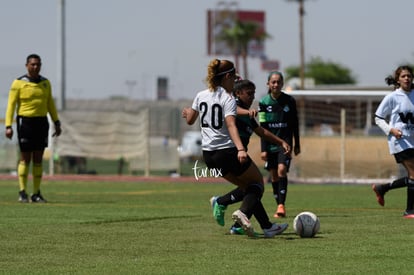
[283,105,290,112]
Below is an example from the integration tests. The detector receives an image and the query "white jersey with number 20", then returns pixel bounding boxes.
[375,88,414,154]
[191,86,237,151]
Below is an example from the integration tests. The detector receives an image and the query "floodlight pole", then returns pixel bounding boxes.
[298,0,305,90]
[51,0,66,176]
[288,0,307,90]
[57,0,66,110]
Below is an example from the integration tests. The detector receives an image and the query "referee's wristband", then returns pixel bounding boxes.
[238,148,245,152]
[54,120,61,127]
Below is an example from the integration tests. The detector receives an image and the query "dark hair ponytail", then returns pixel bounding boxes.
[385,75,397,87]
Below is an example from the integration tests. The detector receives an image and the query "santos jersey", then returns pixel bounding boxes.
[375,88,414,154]
[258,92,299,153]
[191,86,237,151]
[5,75,59,127]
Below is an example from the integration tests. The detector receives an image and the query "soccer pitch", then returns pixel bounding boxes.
[0,179,413,274]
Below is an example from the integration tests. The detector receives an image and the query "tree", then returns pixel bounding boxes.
[219,23,242,73]
[219,20,270,79]
[285,56,357,86]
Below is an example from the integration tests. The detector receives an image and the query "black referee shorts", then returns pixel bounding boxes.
[16,116,49,152]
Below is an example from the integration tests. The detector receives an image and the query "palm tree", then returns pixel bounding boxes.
[219,20,270,79]
[219,24,242,74]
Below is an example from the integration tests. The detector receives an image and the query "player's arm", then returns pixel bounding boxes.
[290,98,301,155]
[5,80,19,139]
[258,102,270,160]
[375,116,402,138]
[46,82,61,137]
[182,107,198,125]
[237,106,257,118]
[253,126,291,155]
[225,115,248,163]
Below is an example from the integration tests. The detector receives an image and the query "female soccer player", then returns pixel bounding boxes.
[182,59,288,237]
[258,71,301,218]
[5,54,61,203]
[372,65,414,218]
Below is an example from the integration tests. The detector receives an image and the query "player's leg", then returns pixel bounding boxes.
[252,199,288,237]
[234,161,288,237]
[17,152,31,203]
[266,154,281,216]
[205,148,250,227]
[31,150,46,203]
[372,177,407,206]
[215,187,244,207]
[210,187,243,227]
[30,118,49,203]
[210,187,244,227]
[16,117,32,202]
[275,157,290,218]
[402,158,414,218]
[373,149,413,208]
[223,160,261,237]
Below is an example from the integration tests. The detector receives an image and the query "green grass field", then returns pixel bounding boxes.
[1,179,413,274]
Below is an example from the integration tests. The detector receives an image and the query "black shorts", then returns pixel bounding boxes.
[394,148,414,163]
[203,147,252,177]
[16,116,49,152]
[264,151,291,171]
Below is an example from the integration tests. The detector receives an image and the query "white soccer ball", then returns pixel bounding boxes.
[293,211,320,238]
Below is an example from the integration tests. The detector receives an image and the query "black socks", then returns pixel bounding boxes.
[216,188,244,207]
[272,177,288,205]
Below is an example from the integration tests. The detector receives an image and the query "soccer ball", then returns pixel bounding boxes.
[293,211,320,238]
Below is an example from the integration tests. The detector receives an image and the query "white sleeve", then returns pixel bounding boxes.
[375,116,391,135]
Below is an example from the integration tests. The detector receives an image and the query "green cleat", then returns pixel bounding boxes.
[210,196,226,226]
[230,226,245,235]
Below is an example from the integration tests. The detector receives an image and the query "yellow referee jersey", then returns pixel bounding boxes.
[5,75,59,127]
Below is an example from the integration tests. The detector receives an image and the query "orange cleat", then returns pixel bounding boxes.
[372,184,385,207]
[403,211,414,219]
[274,204,286,218]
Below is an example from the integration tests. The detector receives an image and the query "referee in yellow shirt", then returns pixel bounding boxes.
[5,54,62,203]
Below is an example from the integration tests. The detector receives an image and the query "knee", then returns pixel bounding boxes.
[246,183,264,198]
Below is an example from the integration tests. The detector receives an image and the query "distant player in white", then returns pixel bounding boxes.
[182,59,288,237]
[372,65,414,218]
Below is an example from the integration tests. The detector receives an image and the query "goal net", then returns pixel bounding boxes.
[249,90,402,183]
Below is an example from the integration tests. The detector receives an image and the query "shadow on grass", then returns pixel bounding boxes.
[82,215,200,224]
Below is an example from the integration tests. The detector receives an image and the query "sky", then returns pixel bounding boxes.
[1,0,414,102]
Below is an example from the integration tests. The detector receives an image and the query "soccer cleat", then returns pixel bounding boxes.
[18,190,29,203]
[230,225,261,237]
[263,223,289,238]
[31,192,47,203]
[274,204,286,218]
[403,210,414,219]
[210,196,226,226]
[230,225,245,235]
[372,184,385,206]
[232,210,255,237]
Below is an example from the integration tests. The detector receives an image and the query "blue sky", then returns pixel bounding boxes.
[1,0,414,102]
